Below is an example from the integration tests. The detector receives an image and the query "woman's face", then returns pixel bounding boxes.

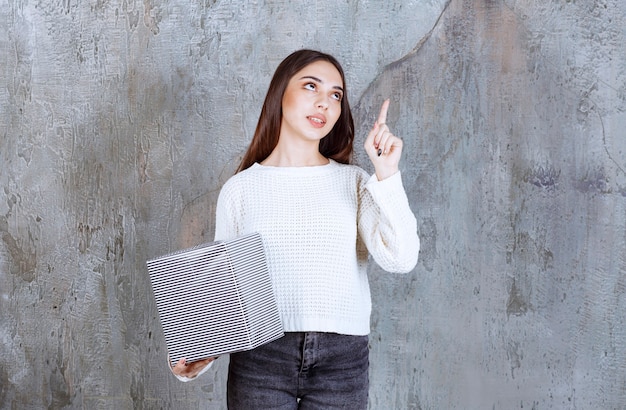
[279,60,344,145]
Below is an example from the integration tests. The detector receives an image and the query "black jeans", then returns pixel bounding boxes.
[228,332,370,409]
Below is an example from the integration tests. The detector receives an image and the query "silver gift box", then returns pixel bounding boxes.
[146,232,284,365]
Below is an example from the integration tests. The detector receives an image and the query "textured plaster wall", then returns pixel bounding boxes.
[1,0,625,409]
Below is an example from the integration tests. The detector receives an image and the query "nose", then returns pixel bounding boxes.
[316,96,329,110]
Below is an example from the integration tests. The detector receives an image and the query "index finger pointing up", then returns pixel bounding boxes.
[377,99,390,125]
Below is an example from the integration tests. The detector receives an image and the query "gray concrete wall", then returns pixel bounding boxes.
[1,0,625,408]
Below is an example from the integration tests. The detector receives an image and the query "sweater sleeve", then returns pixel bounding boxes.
[214,179,243,242]
[357,171,420,273]
[168,178,243,383]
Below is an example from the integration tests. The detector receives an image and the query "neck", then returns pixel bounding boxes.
[261,141,329,167]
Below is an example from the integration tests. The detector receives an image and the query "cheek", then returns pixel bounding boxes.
[281,93,302,117]
[330,105,342,124]
[280,96,290,113]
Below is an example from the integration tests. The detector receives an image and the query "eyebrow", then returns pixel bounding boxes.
[299,76,344,92]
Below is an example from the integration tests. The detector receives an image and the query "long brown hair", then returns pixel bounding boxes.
[237,49,355,172]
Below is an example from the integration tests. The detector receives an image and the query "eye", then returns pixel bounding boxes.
[331,92,343,101]
[304,83,316,91]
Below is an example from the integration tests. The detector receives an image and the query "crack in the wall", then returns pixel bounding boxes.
[356,0,453,104]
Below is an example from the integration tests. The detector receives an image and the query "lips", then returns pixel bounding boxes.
[307,114,327,128]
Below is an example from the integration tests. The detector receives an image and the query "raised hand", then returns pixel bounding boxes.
[364,99,403,180]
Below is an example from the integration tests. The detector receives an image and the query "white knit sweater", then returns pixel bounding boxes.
[214,159,419,336]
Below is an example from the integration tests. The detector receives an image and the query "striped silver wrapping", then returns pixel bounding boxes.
[146,233,284,366]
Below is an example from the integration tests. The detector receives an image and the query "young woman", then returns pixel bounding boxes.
[171,49,420,409]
